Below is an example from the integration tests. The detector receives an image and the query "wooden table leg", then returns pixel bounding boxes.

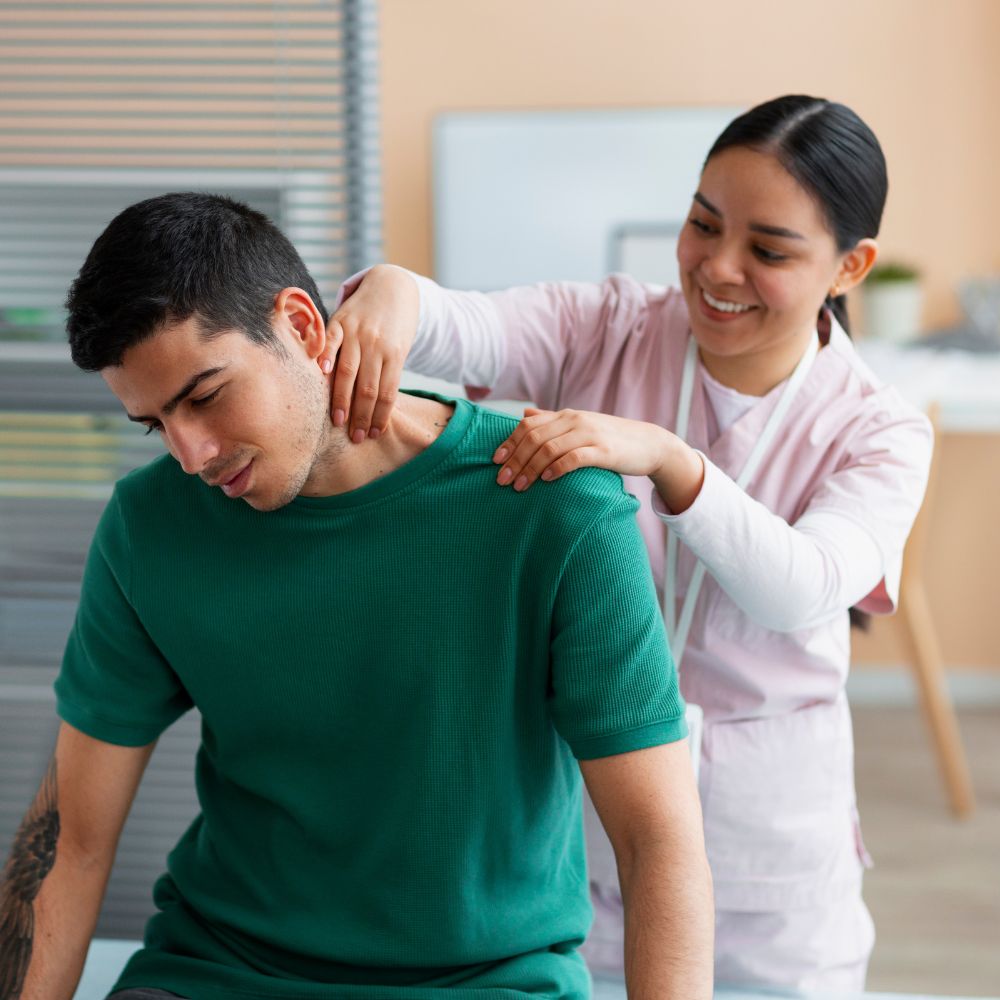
[895,576,976,818]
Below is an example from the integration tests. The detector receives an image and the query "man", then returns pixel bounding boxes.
[0,193,712,1000]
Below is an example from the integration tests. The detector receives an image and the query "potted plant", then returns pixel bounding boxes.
[861,262,923,343]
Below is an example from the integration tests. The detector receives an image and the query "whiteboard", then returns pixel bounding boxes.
[611,221,682,288]
[433,107,741,290]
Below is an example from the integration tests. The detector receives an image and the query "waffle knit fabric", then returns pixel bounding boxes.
[56,393,685,1000]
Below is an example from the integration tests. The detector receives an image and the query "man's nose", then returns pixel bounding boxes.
[166,422,220,476]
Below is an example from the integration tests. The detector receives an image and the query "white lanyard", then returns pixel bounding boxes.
[662,333,820,667]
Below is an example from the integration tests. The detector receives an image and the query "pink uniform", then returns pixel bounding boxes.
[345,270,933,991]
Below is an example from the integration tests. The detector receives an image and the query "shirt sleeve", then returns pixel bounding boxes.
[55,490,194,746]
[335,266,507,389]
[548,494,687,759]
[336,269,657,409]
[652,405,933,631]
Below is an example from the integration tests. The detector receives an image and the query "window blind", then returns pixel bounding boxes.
[0,0,383,342]
[0,2,383,934]
[0,0,383,657]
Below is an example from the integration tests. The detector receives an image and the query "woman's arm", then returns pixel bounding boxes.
[323,264,513,441]
[322,266,650,441]
[655,460,888,632]
[658,404,934,630]
[486,405,931,633]
[487,406,704,513]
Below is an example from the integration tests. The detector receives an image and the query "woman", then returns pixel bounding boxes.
[320,95,932,991]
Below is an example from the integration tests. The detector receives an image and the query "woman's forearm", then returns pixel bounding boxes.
[404,269,507,387]
[339,264,506,387]
[656,459,885,632]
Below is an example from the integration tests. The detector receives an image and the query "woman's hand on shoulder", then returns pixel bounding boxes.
[318,264,419,442]
[493,408,673,491]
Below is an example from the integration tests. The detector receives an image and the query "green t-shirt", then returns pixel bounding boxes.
[56,394,685,1000]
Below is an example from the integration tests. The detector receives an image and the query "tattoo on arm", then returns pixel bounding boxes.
[0,758,60,1000]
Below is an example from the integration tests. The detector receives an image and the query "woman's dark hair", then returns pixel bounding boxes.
[708,96,886,631]
[66,192,328,371]
[705,94,887,338]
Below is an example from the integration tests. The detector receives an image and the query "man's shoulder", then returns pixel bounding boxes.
[85,454,191,571]
[113,451,189,506]
[465,403,640,524]
[108,453,211,535]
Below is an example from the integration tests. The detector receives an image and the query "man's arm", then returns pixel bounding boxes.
[581,739,713,1000]
[0,721,154,1000]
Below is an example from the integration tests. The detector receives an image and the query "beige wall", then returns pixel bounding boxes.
[851,433,1000,669]
[378,0,1000,668]
[379,0,1000,329]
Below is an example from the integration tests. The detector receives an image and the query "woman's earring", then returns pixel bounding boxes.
[830,283,841,298]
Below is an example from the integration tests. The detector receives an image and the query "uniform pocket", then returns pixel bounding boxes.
[701,700,858,909]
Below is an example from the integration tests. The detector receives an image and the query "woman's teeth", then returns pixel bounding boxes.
[703,289,754,314]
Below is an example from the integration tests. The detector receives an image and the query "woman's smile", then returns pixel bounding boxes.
[700,287,758,316]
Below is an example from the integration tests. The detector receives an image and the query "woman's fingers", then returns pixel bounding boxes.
[368,353,403,438]
[330,330,361,430]
[321,266,418,438]
[492,408,557,467]
[325,319,406,440]
[492,407,554,464]
[348,349,384,442]
[508,432,594,490]
[538,445,603,483]
[495,410,586,490]
[319,318,344,379]
[493,409,669,492]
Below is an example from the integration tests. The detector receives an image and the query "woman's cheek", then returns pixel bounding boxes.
[675,231,700,276]
[753,271,795,313]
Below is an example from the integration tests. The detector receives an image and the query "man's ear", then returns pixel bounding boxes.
[833,238,878,296]
[274,287,326,359]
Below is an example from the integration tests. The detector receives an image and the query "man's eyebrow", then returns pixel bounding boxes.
[692,191,805,240]
[126,366,227,423]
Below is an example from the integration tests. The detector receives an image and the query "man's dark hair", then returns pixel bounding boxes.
[66,192,328,371]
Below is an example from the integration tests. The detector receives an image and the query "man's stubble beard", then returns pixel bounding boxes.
[258,364,344,512]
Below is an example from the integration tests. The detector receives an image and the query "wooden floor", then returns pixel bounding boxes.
[853,705,1000,996]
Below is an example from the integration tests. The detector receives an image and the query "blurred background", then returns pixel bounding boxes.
[1,0,998,995]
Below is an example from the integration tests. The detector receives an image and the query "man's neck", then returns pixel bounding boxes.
[300,393,455,498]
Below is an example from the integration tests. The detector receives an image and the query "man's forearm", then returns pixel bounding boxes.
[0,760,108,1000]
[620,842,714,1000]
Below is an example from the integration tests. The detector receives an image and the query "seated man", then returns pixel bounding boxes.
[0,193,712,1000]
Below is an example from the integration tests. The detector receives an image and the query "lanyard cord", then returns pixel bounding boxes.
[662,333,820,667]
